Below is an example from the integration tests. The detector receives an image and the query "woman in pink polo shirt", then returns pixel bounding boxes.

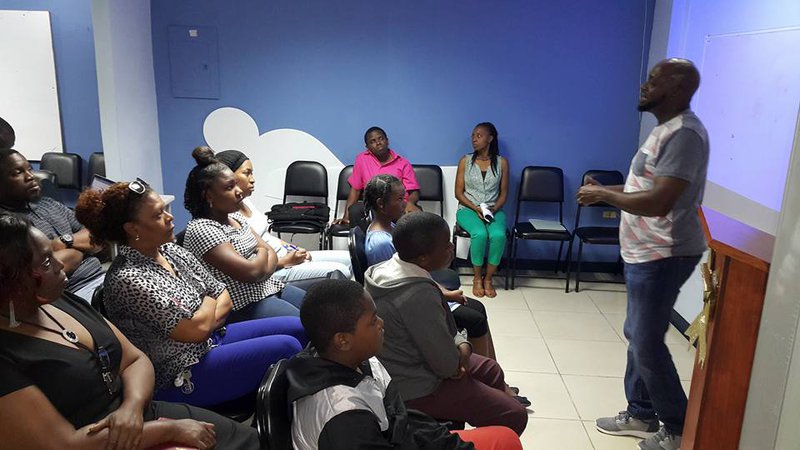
[333,127,421,225]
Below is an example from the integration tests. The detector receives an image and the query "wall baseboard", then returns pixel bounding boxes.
[670,310,692,344]
[453,257,622,274]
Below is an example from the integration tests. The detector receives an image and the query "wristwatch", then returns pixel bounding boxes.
[59,234,74,248]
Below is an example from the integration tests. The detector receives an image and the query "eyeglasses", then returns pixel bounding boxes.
[128,178,150,195]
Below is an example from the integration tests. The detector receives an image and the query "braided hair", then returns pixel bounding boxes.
[471,122,499,175]
[364,174,403,217]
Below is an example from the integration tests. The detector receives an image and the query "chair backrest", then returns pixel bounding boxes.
[334,165,354,216]
[283,161,328,202]
[515,166,565,226]
[580,170,624,208]
[33,169,56,184]
[32,169,58,198]
[348,226,368,284]
[174,229,186,247]
[518,166,564,203]
[574,169,625,229]
[88,152,106,180]
[40,152,83,190]
[411,164,444,215]
[90,285,107,318]
[256,359,292,450]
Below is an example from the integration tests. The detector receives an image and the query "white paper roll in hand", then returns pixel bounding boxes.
[479,203,494,222]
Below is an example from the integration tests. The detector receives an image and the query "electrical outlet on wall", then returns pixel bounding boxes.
[603,211,618,219]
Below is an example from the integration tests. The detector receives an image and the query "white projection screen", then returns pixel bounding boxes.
[0,10,63,160]
[696,27,800,233]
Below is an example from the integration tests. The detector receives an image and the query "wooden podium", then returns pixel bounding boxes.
[681,207,775,449]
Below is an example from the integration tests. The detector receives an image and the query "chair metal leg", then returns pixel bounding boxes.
[564,237,575,293]
[555,241,564,274]
[575,240,585,293]
[504,234,511,290]
[505,234,517,290]
[510,236,518,290]
[451,232,458,270]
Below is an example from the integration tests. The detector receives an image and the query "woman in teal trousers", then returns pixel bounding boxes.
[455,122,509,298]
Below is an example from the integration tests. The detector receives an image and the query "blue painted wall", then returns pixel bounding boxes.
[152,0,655,261]
[0,0,103,166]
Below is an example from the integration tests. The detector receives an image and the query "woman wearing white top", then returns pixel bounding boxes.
[215,149,352,282]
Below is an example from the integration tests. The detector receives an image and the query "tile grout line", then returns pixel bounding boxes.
[538,286,618,447]
[500,284,665,448]
[519,287,547,339]
[587,290,631,345]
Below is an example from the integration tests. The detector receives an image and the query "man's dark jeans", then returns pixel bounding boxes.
[623,255,701,435]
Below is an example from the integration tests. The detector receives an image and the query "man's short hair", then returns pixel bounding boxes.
[0,149,22,174]
[364,126,387,144]
[300,279,367,353]
[393,211,449,261]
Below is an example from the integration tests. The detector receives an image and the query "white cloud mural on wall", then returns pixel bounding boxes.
[203,107,345,214]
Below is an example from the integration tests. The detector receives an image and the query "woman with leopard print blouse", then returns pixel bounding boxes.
[76,181,306,407]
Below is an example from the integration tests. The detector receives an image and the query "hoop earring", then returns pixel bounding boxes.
[8,301,20,328]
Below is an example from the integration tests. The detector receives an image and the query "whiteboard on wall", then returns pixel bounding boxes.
[0,10,63,160]
[696,27,800,215]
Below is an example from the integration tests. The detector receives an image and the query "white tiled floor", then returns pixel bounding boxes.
[462,276,698,449]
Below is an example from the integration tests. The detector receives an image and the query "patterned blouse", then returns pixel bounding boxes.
[103,244,224,389]
[459,154,505,210]
[183,212,285,311]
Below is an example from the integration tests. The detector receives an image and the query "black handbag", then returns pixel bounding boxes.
[267,202,330,227]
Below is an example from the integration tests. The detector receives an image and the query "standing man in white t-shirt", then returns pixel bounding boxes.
[577,58,709,450]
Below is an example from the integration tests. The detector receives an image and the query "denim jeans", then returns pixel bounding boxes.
[623,255,701,435]
[226,284,307,322]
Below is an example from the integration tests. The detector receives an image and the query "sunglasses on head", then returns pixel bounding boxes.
[128,178,150,195]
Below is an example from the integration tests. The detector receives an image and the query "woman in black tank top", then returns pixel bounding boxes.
[0,214,259,449]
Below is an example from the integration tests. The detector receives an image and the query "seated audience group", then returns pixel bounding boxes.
[0,117,527,449]
[0,214,259,449]
[0,148,106,302]
[214,148,352,282]
[365,174,500,361]
[181,147,311,321]
[74,180,306,407]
